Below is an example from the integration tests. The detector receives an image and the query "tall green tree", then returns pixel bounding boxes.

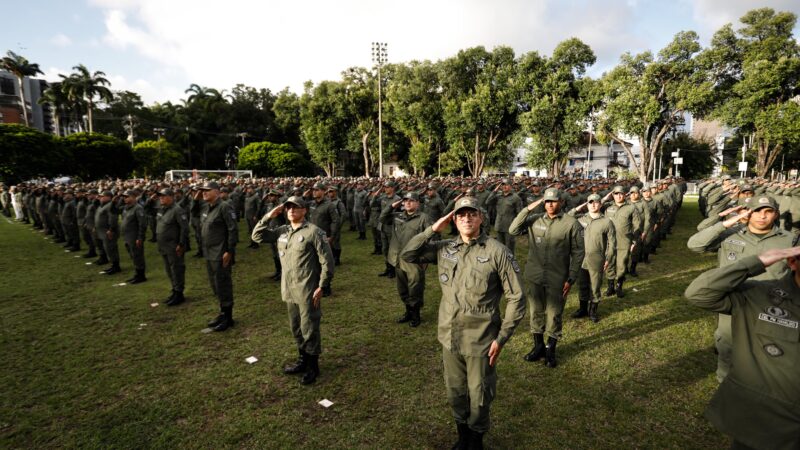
[700,8,800,176]
[0,124,68,183]
[38,82,70,137]
[598,31,711,182]
[273,88,302,147]
[60,64,113,133]
[439,46,519,176]
[518,38,596,175]
[132,139,184,178]
[385,60,444,176]
[0,51,44,127]
[60,132,134,180]
[299,80,349,176]
[341,67,378,177]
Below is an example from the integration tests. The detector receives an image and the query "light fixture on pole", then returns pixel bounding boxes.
[372,42,388,178]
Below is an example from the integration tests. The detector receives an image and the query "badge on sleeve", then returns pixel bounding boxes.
[440,273,449,282]
[507,252,521,273]
[763,343,784,357]
[727,252,737,261]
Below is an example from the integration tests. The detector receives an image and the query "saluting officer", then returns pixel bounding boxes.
[485,178,524,253]
[120,190,148,284]
[95,190,121,275]
[509,187,584,368]
[197,181,238,332]
[602,185,642,297]
[155,188,189,306]
[252,195,334,385]
[568,193,617,322]
[379,191,432,327]
[400,196,526,449]
[684,245,800,450]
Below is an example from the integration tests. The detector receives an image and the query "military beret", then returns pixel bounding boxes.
[751,195,778,211]
[403,191,420,202]
[543,188,561,201]
[453,196,480,214]
[284,195,306,208]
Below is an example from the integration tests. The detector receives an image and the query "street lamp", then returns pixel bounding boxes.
[153,127,166,140]
[372,42,388,178]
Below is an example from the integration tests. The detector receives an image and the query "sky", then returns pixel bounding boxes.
[3,0,799,105]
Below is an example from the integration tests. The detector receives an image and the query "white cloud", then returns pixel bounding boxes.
[49,33,72,47]
[86,0,648,101]
[687,0,800,38]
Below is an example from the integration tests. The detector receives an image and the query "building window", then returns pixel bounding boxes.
[587,150,593,161]
[0,78,15,96]
[388,165,395,176]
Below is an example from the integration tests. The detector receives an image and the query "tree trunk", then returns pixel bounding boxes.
[362,132,371,178]
[87,99,94,133]
[16,76,29,127]
[756,138,782,178]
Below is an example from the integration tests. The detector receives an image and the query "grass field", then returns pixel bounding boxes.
[0,198,727,449]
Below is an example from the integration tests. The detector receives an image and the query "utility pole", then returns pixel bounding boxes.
[236,132,247,148]
[153,127,166,140]
[122,114,137,147]
[671,148,682,178]
[372,42,388,178]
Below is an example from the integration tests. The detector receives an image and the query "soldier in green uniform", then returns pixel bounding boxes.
[352,181,368,240]
[379,191,432,327]
[684,245,800,450]
[76,189,97,258]
[400,197,526,449]
[628,186,649,276]
[423,183,445,223]
[367,186,384,255]
[509,188,584,368]
[602,185,641,297]
[568,193,617,322]
[307,183,339,295]
[261,189,286,280]
[377,181,401,277]
[121,190,148,284]
[252,195,334,385]
[244,185,262,249]
[153,188,189,306]
[95,190,121,275]
[197,181,238,332]
[687,195,794,383]
[485,178,523,253]
[60,190,80,252]
[326,186,347,266]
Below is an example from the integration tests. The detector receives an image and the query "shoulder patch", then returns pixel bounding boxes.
[476,256,489,263]
[507,252,521,273]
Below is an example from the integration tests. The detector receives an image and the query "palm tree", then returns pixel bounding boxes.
[38,82,69,136]
[0,51,44,127]
[61,64,113,133]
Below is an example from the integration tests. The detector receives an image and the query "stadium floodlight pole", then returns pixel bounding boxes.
[372,42,388,178]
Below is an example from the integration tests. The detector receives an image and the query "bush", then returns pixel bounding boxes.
[132,139,185,179]
[238,141,314,176]
[0,124,68,183]
[60,133,135,180]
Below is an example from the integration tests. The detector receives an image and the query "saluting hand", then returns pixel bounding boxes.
[431,211,455,234]
[722,209,751,228]
[135,239,142,248]
[758,246,800,267]
[267,205,284,219]
[392,200,403,209]
[527,198,544,211]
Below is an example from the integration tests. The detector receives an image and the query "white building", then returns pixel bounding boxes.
[0,71,56,134]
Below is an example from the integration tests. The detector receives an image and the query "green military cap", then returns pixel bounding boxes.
[157,188,175,197]
[403,191,420,202]
[629,186,640,193]
[267,189,281,196]
[567,184,577,190]
[751,195,778,211]
[500,178,511,185]
[220,187,230,193]
[326,185,338,192]
[312,182,326,190]
[465,188,476,196]
[426,183,437,190]
[587,193,601,202]
[88,189,99,195]
[721,175,732,180]
[198,181,220,191]
[641,182,651,190]
[383,180,397,188]
[284,195,306,208]
[577,182,586,187]
[611,185,626,194]
[543,188,561,201]
[453,196,480,214]
[737,197,752,207]
[123,189,137,197]
[100,190,113,197]
[740,184,754,193]
[64,189,74,195]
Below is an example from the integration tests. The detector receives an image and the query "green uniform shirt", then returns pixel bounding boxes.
[251,220,334,304]
[508,209,584,285]
[685,256,800,450]
[379,205,432,266]
[486,191,523,232]
[401,227,526,356]
[121,203,147,244]
[200,200,238,261]
[604,202,641,247]
[572,212,616,271]
[156,203,189,253]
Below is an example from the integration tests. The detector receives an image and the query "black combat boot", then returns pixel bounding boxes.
[212,306,234,332]
[371,245,382,255]
[397,305,412,323]
[468,429,484,450]
[452,423,470,450]
[642,251,650,263]
[628,262,638,277]
[81,250,97,258]
[129,269,147,284]
[300,354,319,385]
[166,291,185,306]
[163,290,176,304]
[604,279,616,296]
[387,265,396,279]
[126,273,137,283]
[284,350,307,374]
[524,333,546,362]
[571,301,589,318]
[358,232,366,240]
[94,255,109,265]
[545,337,558,368]
[103,262,121,275]
[378,263,392,277]
[616,277,625,298]
[193,251,204,258]
[271,258,282,280]
[333,248,341,266]
[410,303,421,328]
[207,311,225,328]
[589,302,600,323]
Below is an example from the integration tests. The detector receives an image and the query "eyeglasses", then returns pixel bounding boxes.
[456,211,480,218]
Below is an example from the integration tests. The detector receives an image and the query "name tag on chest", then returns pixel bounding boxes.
[758,313,799,329]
